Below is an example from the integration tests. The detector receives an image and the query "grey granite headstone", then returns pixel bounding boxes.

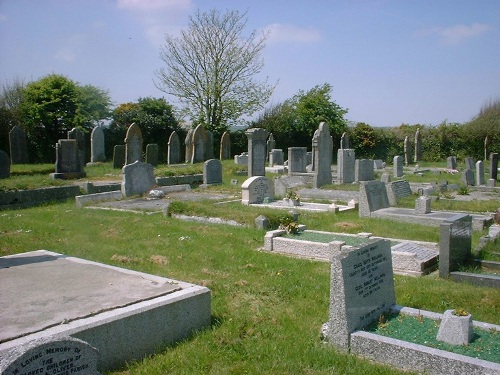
[413,128,421,163]
[415,196,431,214]
[113,145,126,169]
[461,168,474,186]
[0,337,100,375]
[90,126,105,163]
[241,176,274,205]
[266,133,276,161]
[387,180,412,206]
[355,159,374,182]
[373,160,384,170]
[255,215,269,230]
[269,149,284,166]
[446,156,457,170]
[8,125,28,164]
[203,159,222,185]
[220,131,231,160]
[475,160,485,186]
[145,143,158,166]
[246,128,268,177]
[51,139,86,179]
[464,157,474,170]
[489,152,498,180]
[358,180,389,217]
[191,124,211,164]
[121,161,156,197]
[325,239,395,350]
[312,122,333,188]
[234,152,248,166]
[184,128,194,163]
[337,149,355,184]
[125,123,143,164]
[0,150,10,178]
[439,214,472,278]
[404,136,410,166]
[287,147,307,175]
[167,131,181,165]
[393,155,403,177]
[68,127,85,169]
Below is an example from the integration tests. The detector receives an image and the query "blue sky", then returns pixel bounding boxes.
[1,0,499,127]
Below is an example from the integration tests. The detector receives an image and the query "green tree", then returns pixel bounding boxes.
[155,9,275,139]
[463,99,500,159]
[76,84,112,127]
[0,78,26,153]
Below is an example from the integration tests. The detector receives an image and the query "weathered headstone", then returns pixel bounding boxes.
[393,155,403,178]
[490,152,498,181]
[340,131,350,149]
[8,125,28,164]
[0,337,100,375]
[121,160,156,197]
[241,176,274,205]
[68,127,85,169]
[380,172,391,183]
[446,156,457,170]
[184,128,194,163]
[89,126,105,163]
[269,149,284,166]
[167,131,181,165]
[484,135,489,161]
[476,160,485,186]
[464,157,474,170]
[113,145,126,169]
[245,128,268,177]
[337,149,355,184]
[191,124,211,164]
[358,180,389,217]
[404,136,410,166]
[413,128,421,163]
[145,143,158,166]
[461,168,474,186]
[439,214,472,278]
[287,147,307,175]
[415,196,431,214]
[0,150,11,178]
[124,123,143,164]
[386,180,412,206]
[234,152,248,166]
[324,238,395,350]
[203,159,222,185]
[355,159,374,182]
[51,139,86,179]
[255,215,269,230]
[220,131,231,160]
[266,133,276,162]
[312,122,333,188]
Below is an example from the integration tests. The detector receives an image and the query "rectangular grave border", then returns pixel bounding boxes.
[0,185,81,210]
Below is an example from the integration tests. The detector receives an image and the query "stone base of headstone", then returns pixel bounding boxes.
[50,171,87,180]
[436,309,474,345]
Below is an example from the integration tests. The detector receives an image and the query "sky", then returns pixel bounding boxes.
[1,0,499,127]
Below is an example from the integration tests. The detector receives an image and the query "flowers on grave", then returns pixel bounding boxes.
[285,189,299,200]
[451,308,469,317]
[279,217,300,234]
[493,208,500,225]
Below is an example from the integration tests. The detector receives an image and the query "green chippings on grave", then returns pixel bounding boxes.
[364,312,500,363]
[285,231,400,247]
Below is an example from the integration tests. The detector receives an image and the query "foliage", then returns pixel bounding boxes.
[155,8,275,139]
[75,84,112,127]
[452,308,469,316]
[0,78,26,152]
[285,189,299,200]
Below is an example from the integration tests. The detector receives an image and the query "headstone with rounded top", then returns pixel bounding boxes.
[168,131,181,165]
[9,125,29,164]
[124,123,143,164]
[90,126,105,163]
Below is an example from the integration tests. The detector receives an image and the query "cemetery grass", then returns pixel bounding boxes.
[2,203,500,375]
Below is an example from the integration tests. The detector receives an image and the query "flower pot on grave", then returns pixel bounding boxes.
[283,198,300,207]
[436,309,474,345]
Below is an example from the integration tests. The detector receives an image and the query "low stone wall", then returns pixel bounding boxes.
[450,271,500,288]
[0,186,81,210]
[156,174,203,186]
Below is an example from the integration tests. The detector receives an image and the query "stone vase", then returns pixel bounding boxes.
[436,309,474,345]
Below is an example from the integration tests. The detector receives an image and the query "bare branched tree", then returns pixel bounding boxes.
[155,9,276,135]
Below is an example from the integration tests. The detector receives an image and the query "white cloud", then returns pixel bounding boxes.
[418,23,493,45]
[264,23,322,44]
[54,48,76,62]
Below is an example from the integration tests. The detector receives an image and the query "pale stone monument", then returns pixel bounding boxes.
[167,131,181,165]
[203,159,222,185]
[125,123,143,164]
[358,180,390,217]
[404,135,410,165]
[89,126,105,163]
[393,155,403,178]
[68,127,85,169]
[446,156,457,169]
[8,125,28,164]
[245,128,268,177]
[287,147,307,175]
[269,149,284,166]
[121,161,155,197]
[312,122,333,188]
[337,149,355,184]
[220,131,231,160]
[476,160,485,185]
[191,124,211,164]
[185,128,194,163]
[413,128,421,163]
[241,176,274,205]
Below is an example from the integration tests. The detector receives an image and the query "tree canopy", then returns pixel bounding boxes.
[155,8,275,138]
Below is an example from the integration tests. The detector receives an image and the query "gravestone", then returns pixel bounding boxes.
[373,160,384,170]
[439,214,472,278]
[324,238,395,350]
[415,196,431,214]
[413,128,421,162]
[245,128,268,177]
[121,161,156,197]
[340,132,350,149]
[464,157,474,170]
[191,124,211,164]
[380,173,391,183]
[8,125,28,164]
[355,159,374,182]
[461,169,474,186]
[0,150,10,178]
[220,131,231,160]
[68,127,85,169]
[393,155,403,177]
[312,122,333,188]
[0,337,99,374]
[167,131,181,165]
[145,143,158,166]
[386,180,412,206]
[269,149,284,166]
[476,160,485,186]
[404,136,410,166]
[490,152,498,180]
[113,145,126,169]
[266,133,276,161]
[89,126,105,163]
[185,128,194,163]
[203,159,222,185]
[337,149,355,184]
[391,242,439,276]
[484,136,489,161]
[241,176,274,205]
[234,152,248,166]
[124,123,143,164]
[51,139,86,179]
[446,156,457,170]
[287,147,307,175]
[358,180,389,217]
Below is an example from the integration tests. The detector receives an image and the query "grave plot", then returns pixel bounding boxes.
[321,239,500,375]
[263,229,438,276]
[0,250,211,373]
